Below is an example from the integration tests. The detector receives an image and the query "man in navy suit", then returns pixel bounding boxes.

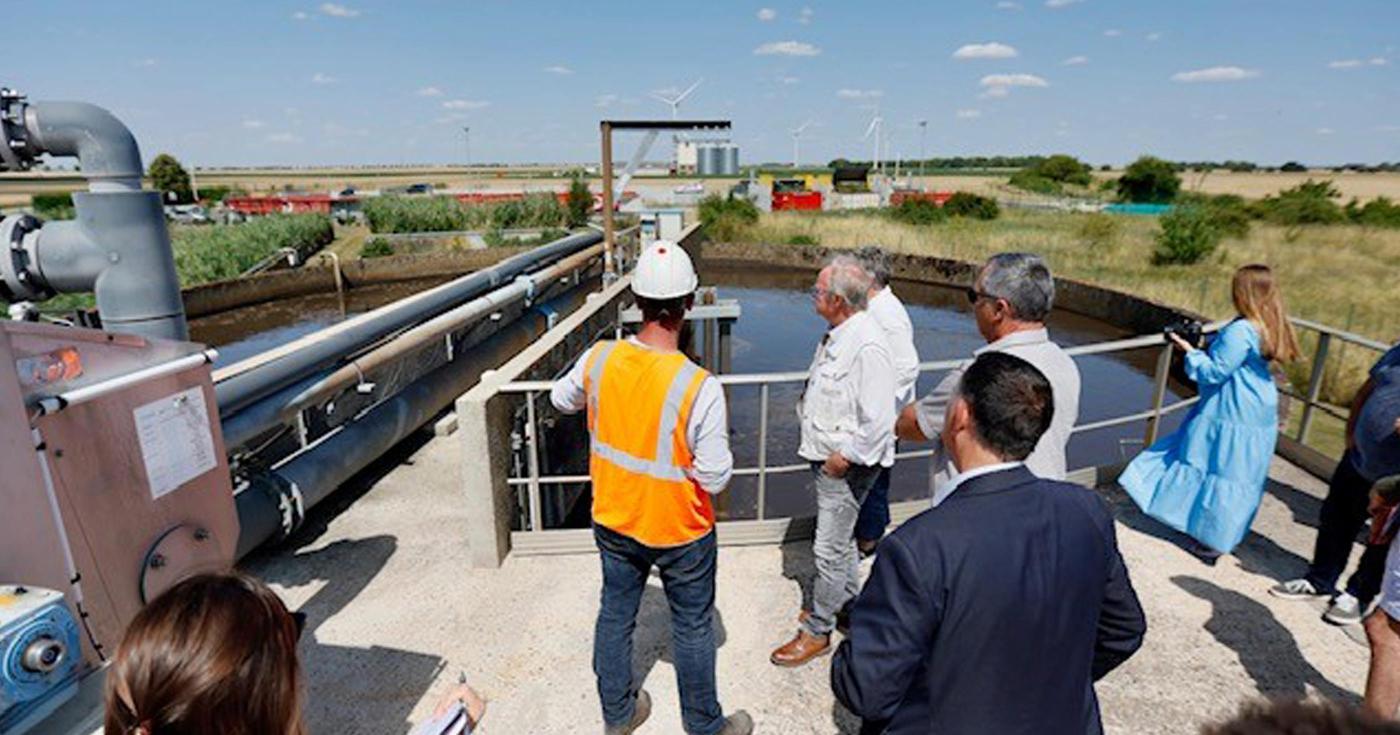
[831,351,1146,734]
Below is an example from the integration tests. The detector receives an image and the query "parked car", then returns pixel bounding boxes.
[163,204,211,225]
[405,183,433,195]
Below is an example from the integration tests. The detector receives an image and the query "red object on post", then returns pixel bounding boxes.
[772,191,823,211]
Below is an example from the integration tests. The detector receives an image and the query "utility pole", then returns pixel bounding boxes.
[918,120,928,183]
[600,121,614,278]
[462,127,471,170]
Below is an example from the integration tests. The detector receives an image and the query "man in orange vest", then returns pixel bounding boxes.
[551,241,752,735]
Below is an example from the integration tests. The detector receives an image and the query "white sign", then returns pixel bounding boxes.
[133,386,218,500]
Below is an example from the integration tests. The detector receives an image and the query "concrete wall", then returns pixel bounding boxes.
[182,247,530,318]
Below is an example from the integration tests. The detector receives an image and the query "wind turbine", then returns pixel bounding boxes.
[651,78,703,119]
[790,120,813,168]
[862,110,884,173]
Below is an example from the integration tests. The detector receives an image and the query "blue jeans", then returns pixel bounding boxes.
[854,465,892,543]
[593,524,725,735]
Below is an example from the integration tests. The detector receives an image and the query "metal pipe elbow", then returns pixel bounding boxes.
[24,101,144,190]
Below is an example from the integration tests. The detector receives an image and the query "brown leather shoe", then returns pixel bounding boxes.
[770,630,831,667]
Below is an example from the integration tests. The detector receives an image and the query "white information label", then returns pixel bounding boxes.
[133,386,218,500]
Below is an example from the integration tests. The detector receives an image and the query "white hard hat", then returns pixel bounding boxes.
[632,240,698,299]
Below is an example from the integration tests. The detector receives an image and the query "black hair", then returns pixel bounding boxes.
[957,351,1054,461]
[636,294,690,327]
[1201,698,1400,735]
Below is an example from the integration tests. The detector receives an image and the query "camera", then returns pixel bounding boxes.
[1163,319,1204,349]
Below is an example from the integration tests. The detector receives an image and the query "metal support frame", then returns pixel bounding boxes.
[1144,344,1174,447]
[1297,332,1332,443]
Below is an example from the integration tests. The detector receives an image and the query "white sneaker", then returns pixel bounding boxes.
[1269,578,1328,601]
[1323,593,1366,626]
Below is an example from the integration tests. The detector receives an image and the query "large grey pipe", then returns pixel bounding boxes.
[215,231,600,416]
[0,89,187,340]
[234,290,587,557]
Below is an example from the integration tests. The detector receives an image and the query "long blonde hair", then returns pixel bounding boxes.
[1231,264,1299,363]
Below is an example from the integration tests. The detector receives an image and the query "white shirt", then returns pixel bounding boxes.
[551,338,734,494]
[932,461,1024,507]
[797,310,898,467]
[867,286,920,409]
[914,327,1081,497]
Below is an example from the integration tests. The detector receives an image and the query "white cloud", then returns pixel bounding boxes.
[1213,113,1229,121]
[1103,29,1122,37]
[777,75,800,85]
[1171,66,1260,83]
[311,72,337,84]
[1146,32,1163,42]
[265,132,301,144]
[443,99,490,110]
[980,73,1049,88]
[953,42,1018,60]
[416,86,443,97]
[979,86,1011,99]
[319,2,359,18]
[757,7,776,21]
[1371,57,1389,66]
[242,119,266,129]
[996,1,1023,9]
[836,88,884,99]
[543,65,574,75]
[956,109,982,119]
[1317,128,1335,135]
[1329,59,1363,69]
[134,58,157,68]
[798,6,814,24]
[1045,0,1083,7]
[594,94,618,108]
[292,11,309,20]
[1062,55,1089,66]
[754,40,821,56]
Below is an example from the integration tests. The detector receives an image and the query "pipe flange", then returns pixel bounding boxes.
[0,213,50,302]
[0,88,33,172]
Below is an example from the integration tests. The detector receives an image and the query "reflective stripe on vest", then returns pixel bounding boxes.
[585,340,713,547]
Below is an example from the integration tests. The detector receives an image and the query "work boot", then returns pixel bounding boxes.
[718,710,754,735]
[770,630,831,667]
[604,689,651,735]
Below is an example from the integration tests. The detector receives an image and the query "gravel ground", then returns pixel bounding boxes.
[244,434,1370,734]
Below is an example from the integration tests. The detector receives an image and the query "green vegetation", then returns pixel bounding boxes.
[1254,179,1344,227]
[195,186,244,204]
[698,194,760,241]
[1008,154,1093,195]
[888,198,948,226]
[484,228,569,248]
[1346,197,1400,228]
[566,176,592,228]
[943,192,1000,220]
[171,213,333,285]
[1075,213,1120,248]
[1177,193,1251,238]
[1117,156,1182,203]
[148,153,194,204]
[1153,206,1223,265]
[31,193,75,220]
[363,194,567,233]
[360,238,396,258]
[786,233,820,246]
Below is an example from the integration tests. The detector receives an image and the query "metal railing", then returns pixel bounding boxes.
[499,314,1390,534]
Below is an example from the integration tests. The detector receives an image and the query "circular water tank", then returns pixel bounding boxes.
[722,145,740,176]
[697,145,724,176]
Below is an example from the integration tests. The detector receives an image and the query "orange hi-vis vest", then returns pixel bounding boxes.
[583,339,714,548]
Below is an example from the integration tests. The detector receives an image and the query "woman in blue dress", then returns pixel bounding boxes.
[1121,264,1301,558]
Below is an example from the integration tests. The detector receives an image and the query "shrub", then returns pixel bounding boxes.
[1346,197,1400,228]
[889,198,948,226]
[698,194,759,241]
[1280,161,1307,172]
[1075,213,1119,248]
[786,233,820,246]
[196,186,242,204]
[1177,193,1251,239]
[171,213,334,285]
[1117,156,1182,203]
[148,153,194,204]
[1152,206,1222,265]
[1008,170,1062,195]
[32,193,75,220]
[1256,179,1343,226]
[943,192,1000,220]
[566,176,592,227]
[363,195,471,233]
[360,238,395,258]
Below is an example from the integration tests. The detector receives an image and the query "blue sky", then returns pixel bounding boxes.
[9,1,1398,167]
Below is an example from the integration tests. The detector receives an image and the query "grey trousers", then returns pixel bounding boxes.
[804,462,880,637]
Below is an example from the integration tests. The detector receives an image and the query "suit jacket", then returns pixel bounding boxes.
[831,466,1146,734]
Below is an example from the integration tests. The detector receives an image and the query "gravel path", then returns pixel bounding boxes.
[244,434,1370,734]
